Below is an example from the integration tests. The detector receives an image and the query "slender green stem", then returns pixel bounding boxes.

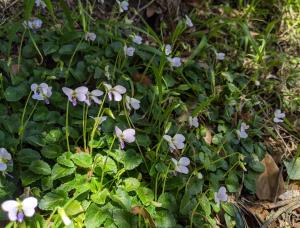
[65,101,70,152]
[46,207,58,226]
[28,30,44,65]
[190,198,202,228]
[162,162,171,194]
[99,136,116,189]
[89,93,107,154]
[83,104,89,152]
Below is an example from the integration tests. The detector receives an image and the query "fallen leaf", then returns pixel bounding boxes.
[132,73,152,86]
[256,153,285,201]
[279,190,300,201]
[10,64,20,75]
[203,128,212,145]
[131,206,156,228]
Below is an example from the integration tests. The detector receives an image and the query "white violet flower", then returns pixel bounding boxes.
[216,52,225,60]
[125,95,140,112]
[237,122,249,139]
[171,157,190,174]
[124,45,135,57]
[115,126,136,149]
[103,83,126,102]
[273,109,285,123]
[163,134,185,152]
[188,116,199,128]
[85,89,103,106]
[167,57,182,68]
[117,0,129,12]
[35,0,46,8]
[165,44,172,56]
[214,186,228,205]
[132,35,143,45]
[31,83,52,104]
[23,18,43,30]
[0,148,12,172]
[85,32,97,42]
[62,86,88,106]
[185,15,193,28]
[1,197,38,222]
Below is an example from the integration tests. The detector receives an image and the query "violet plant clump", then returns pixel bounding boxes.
[0,2,296,227]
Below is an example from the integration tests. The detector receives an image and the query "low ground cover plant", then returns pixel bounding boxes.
[0,0,299,227]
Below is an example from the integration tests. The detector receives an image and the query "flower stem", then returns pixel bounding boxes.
[89,93,107,154]
[83,104,88,152]
[65,101,70,152]
[99,136,116,189]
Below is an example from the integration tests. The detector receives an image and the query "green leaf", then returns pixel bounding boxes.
[41,145,63,159]
[39,190,68,210]
[71,152,93,168]
[42,42,59,55]
[4,84,28,102]
[180,192,197,215]
[284,159,300,180]
[124,150,142,170]
[110,188,131,211]
[225,173,239,193]
[85,203,109,228]
[29,160,51,175]
[20,170,41,186]
[70,61,86,82]
[44,129,63,143]
[65,200,84,216]
[136,187,154,206]
[57,152,74,168]
[136,134,151,147]
[59,44,75,55]
[41,176,53,191]
[154,211,176,228]
[94,155,117,175]
[16,148,41,166]
[199,195,211,216]
[51,164,76,180]
[123,178,140,192]
[24,0,34,19]
[158,193,177,212]
[91,188,110,205]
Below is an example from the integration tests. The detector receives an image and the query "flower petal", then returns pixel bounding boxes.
[91,89,103,97]
[130,98,140,110]
[176,165,189,174]
[178,157,190,166]
[22,197,38,217]
[0,148,11,160]
[174,134,185,143]
[1,200,19,213]
[114,85,126,94]
[62,87,73,99]
[0,163,7,171]
[115,126,122,138]
[123,129,136,143]
[112,91,122,101]
[31,83,38,92]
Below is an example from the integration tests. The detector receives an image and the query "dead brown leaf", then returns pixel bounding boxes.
[132,73,153,86]
[131,206,156,228]
[203,127,212,145]
[256,153,285,201]
[10,64,20,75]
